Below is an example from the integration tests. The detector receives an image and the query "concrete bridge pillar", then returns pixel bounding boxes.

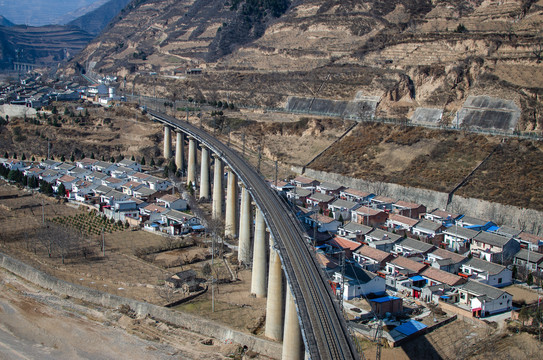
[175,131,184,172]
[238,184,252,265]
[265,237,283,340]
[282,287,304,360]
[187,137,197,187]
[199,146,210,200]
[163,126,171,159]
[251,207,267,298]
[224,167,238,238]
[212,154,223,220]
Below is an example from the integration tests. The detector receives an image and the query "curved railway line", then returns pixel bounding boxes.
[148,110,359,360]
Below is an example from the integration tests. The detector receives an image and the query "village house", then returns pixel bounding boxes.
[470,231,519,263]
[457,215,496,231]
[55,174,77,192]
[327,235,362,258]
[117,158,142,172]
[129,172,152,183]
[353,246,394,272]
[369,195,396,210]
[68,166,91,179]
[291,175,319,189]
[40,159,62,169]
[316,182,345,196]
[386,256,428,278]
[421,267,466,287]
[111,166,137,179]
[457,280,513,317]
[393,237,436,258]
[121,180,144,196]
[327,198,360,222]
[56,163,75,172]
[161,209,200,235]
[370,296,403,317]
[513,249,543,273]
[85,171,108,183]
[306,192,335,212]
[165,270,199,292]
[100,189,130,207]
[23,166,44,178]
[411,219,445,239]
[92,160,118,174]
[392,200,427,219]
[144,175,171,191]
[426,248,467,274]
[386,213,419,233]
[72,181,99,202]
[337,222,373,241]
[303,211,342,234]
[102,176,127,189]
[516,232,543,253]
[339,188,374,203]
[331,265,386,300]
[75,158,98,169]
[286,187,312,205]
[460,257,513,288]
[351,206,389,227]
[132,186,158,201]
[271,180,295,193]
[442,226,479,253]
[421,284,452,303]
[103,200,139,222]
[141,204,168,228]
[156,194,188,211]
[364,229,403,252]
[424,209,460,226]
[39,169,63,184]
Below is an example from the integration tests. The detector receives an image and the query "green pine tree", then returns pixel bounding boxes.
[140,156,146,166]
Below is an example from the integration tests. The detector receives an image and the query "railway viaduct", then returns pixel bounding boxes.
[148,110,360,360]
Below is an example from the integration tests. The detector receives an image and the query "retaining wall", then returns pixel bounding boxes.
[0,252,282,359]
[293,167,542,234]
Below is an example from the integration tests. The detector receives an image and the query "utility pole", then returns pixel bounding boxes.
[242,132,246,158]
[257,145,262,174]
[102,227,105,257]
[211,230,215,312]
[274,160,278,188]
[41,199,45,225]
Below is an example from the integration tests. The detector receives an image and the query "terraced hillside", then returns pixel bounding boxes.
[0,25,94,69]
[65,0,543,129]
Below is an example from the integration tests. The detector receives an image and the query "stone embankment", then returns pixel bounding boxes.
[295,167,542,234]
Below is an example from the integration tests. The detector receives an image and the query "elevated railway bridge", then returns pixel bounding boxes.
[148,110,360,360]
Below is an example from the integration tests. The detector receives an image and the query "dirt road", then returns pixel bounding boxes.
[0,268,242,360]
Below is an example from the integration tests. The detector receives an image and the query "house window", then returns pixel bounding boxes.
[498,278,502,284]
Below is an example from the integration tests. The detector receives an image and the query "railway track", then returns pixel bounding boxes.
[148,110,359,360]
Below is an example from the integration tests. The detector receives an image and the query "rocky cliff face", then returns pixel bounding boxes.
[67,0,543,130]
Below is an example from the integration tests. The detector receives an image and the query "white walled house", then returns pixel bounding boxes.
[328,198,359,222]
[332,266,386,300]
[460,257,512,288]
[156,194,188,211]
[470,232,519,263]
[442,226,479,253]
[458,280,513,317]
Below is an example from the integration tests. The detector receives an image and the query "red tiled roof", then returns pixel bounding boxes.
[159,194,181,202]
[355,246,392,262]
[104,177,123,184]
[343,188,371,198]
[388,213,419,227]
[316,253,340,269]
[391,256,427,273]
[430,209,458,219]
[372,195,396,203]
[315,214,337,224]
[293,175,315,184]
[395,200,423,209]
[429,248,466,263]
[122,181,142,188]
[355,206,385,216]
[329,236,362,252]
[422,267,466,286]
[58,174,76,182]
[143,204,167,213]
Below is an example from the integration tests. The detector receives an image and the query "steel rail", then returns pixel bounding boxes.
[148,110,359,360]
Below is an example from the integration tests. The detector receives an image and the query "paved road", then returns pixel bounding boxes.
[148,110,360,360]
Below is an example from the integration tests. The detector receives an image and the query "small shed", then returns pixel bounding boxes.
[370,296,403,316]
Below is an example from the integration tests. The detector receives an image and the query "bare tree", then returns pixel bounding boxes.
[533,38,543,63]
